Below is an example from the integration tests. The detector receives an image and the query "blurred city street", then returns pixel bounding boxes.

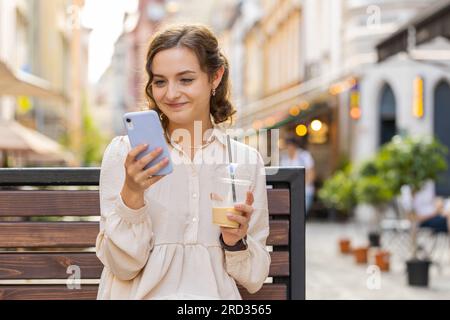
[306,221,450,299]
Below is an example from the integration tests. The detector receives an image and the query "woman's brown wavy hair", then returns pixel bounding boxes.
[144,24,236,129]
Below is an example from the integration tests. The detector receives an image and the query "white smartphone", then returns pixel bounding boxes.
[123,110,173,176]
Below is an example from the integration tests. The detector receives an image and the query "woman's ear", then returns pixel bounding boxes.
[212,66,225,91]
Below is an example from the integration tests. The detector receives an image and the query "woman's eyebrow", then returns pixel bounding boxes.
[153,70,196,78]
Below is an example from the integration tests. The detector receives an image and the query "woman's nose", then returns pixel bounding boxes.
[166,82,181,100]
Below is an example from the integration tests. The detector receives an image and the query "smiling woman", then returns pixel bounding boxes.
[95,24,271,300]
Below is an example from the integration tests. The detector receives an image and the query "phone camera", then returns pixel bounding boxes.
[126,118,131,123]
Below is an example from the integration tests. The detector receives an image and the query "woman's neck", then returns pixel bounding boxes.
[167,118,214,149]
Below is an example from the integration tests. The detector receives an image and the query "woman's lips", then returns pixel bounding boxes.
[166,102,188,109]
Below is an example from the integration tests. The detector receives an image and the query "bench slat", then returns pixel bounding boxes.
[268,189,290,215]
[0,220,288,248]
[0,284,287,300]
[0,167,296,186]
[0,168,100,186]
[0,189,289,217]
[239,284,287,300]
[0,285,99,300]
[0,253,102,279]
[269,251,289,276]
[0,251,288,279]
[0,222,98,248]
[0,191,99,217]
[267,220,289,246]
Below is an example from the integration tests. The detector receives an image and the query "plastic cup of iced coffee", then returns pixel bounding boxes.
[210,171,253,229]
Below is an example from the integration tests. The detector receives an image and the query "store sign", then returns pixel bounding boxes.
[413,76,424,118]
[350,84,361,120]
[17,96,32,115]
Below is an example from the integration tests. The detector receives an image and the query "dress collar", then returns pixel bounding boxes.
[209,125,227,147]
[165,125,228,148]
[164,125,227,149]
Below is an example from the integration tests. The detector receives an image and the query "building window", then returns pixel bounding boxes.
[434,80,450,196]
[379,83,397,146]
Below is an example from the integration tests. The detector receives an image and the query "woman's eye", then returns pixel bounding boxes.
[153,80,166,87]
[181,78,194,84]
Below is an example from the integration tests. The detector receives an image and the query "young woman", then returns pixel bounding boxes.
[95,24,270,300]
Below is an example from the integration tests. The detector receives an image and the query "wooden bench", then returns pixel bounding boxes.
[0,167,305,300]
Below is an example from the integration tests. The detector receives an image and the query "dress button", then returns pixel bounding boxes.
[192,217,198,222]
[192,193,198,199]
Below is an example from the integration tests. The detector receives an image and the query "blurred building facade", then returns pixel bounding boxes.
[372,1,450,196]
[32,0,90,143]
[215,0,340,180]
[90,0,449,198]
[0,0,41,122]
[0,0,89,166]
[95,0,169,138]
[338,0,448,161]
[214,0,450,193]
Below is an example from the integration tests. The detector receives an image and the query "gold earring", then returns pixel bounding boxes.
[159,113,164,121]
[212,88,216,97]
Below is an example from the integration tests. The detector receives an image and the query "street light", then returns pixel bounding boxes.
[296,124,307,137]
[311,120,322,132]
[289,106,300,117]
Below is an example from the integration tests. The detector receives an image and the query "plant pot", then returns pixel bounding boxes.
[375,250,390,272]
[353,246,368,264]
[339,238,351,254]
[406,259,431,287]
[368,231,381,247]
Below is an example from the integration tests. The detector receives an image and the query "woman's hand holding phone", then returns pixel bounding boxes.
[120,143,170,210]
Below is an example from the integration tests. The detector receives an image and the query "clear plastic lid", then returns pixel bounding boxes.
[217,177,253,187]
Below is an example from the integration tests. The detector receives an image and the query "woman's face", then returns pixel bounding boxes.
[151,47,222,129]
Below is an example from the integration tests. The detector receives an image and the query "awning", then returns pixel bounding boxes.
[237,70,353,130]
[0,61,67,104]
[376,0,450,62]
[0,119,71,159]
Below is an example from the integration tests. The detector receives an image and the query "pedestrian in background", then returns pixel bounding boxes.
[400,181,450,234]
[280,136,315,214]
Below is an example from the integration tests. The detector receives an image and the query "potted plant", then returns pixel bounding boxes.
[375,250,390,272]
[318,166,358,254]
[353,246,369,264]
[318,165,357,215]
[376,135,448,286]
[338,238,352,254]
[354,160,395,247]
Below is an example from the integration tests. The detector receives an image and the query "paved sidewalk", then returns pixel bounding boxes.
[306,221,450,299]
